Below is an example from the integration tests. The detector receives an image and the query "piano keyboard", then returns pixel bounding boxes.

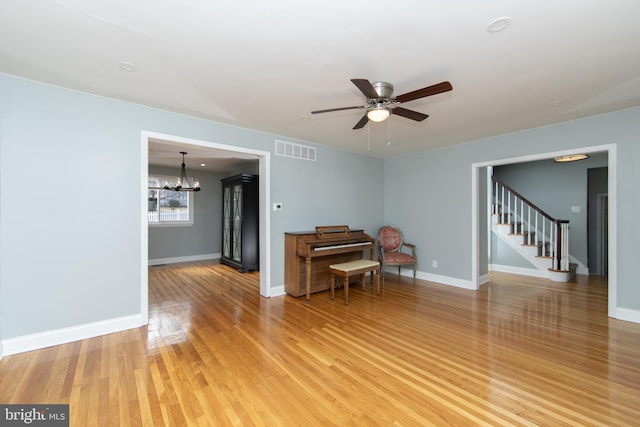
[285,228,376,298]
[313,242,372,251]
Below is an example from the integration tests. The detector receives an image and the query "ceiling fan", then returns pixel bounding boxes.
[311,78,453,129]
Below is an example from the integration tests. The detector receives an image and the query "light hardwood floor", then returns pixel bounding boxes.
[1,261,639,426]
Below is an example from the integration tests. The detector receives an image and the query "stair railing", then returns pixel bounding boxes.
[492,176,570,271]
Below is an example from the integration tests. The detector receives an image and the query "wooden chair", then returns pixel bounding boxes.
[377,226,416,284]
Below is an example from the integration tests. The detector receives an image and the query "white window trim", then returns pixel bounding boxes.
[148,174,195,227]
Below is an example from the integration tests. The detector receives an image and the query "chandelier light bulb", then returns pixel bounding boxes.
[156,152,201,192]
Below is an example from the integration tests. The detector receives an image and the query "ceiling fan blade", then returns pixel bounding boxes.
[351,78,379,99]
[311,105,365,114]
[353,114,369,129]
[395,81,453,103]
[391,107,429,121]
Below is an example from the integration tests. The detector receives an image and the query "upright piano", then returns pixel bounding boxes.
[285,225,376,301]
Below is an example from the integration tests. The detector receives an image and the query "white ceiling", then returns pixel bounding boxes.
[2,0,640,164]
[148,137,258,174]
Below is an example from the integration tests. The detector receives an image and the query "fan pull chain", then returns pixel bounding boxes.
[367,125,371,150]
[387,116,392,146]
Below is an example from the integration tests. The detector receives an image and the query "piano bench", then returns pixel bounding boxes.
[329,259,381,305]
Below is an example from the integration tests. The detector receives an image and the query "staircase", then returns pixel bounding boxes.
[491,177,577,282]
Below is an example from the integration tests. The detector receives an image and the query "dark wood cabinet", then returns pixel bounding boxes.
[221,174,259,272]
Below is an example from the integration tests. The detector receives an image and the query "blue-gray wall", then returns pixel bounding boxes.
[385,108,640,315]
[1,71,639,351]
[0,73,384,342]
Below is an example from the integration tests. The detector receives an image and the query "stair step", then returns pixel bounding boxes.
[493,183,576,280]
[492,222,563,273]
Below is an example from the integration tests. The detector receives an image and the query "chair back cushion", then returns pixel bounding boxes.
[378,226,403,252]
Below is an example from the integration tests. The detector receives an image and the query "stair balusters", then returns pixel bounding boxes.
[492,176,570,272]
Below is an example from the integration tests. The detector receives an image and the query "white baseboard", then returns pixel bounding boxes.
[615,307,640,324]
[489,264,549,278]
[391,268,475,290]
[576,265,589,275]
[569,255,589,275]
[149,253,220,266]
[1,314,147,356]
[269,285,287,297]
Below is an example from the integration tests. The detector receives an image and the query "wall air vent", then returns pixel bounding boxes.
[275,140,316,161]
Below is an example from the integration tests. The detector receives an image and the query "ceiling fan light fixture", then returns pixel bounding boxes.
[313,78,453,130]
[367,106,390,122]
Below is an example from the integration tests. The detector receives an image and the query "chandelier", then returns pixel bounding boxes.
[152,151,201,192]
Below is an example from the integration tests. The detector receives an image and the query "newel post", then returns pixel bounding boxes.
[555,220,570,270]
[555,221,562,270]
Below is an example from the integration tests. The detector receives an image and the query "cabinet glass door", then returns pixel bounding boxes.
[222,186,231,258]
[232,184,242,262]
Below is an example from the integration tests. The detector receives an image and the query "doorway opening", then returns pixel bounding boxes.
[472,143,617,317]
[140,131,271,324]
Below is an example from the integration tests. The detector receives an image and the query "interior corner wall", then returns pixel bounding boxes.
[384,107,640,313]
[0,73,384,348]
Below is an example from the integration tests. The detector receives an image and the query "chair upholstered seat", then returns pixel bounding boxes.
[383,251,415,264]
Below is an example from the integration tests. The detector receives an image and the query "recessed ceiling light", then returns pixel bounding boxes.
[550,99,564,107]
[487,16,512,33]
[200,163,206,167]
[554,154,589,163]
[118,61,137,72]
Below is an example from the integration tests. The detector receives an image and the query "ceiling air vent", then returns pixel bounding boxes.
[275,140,316,161]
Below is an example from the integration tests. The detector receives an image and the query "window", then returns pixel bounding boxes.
[147,175,194,226]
